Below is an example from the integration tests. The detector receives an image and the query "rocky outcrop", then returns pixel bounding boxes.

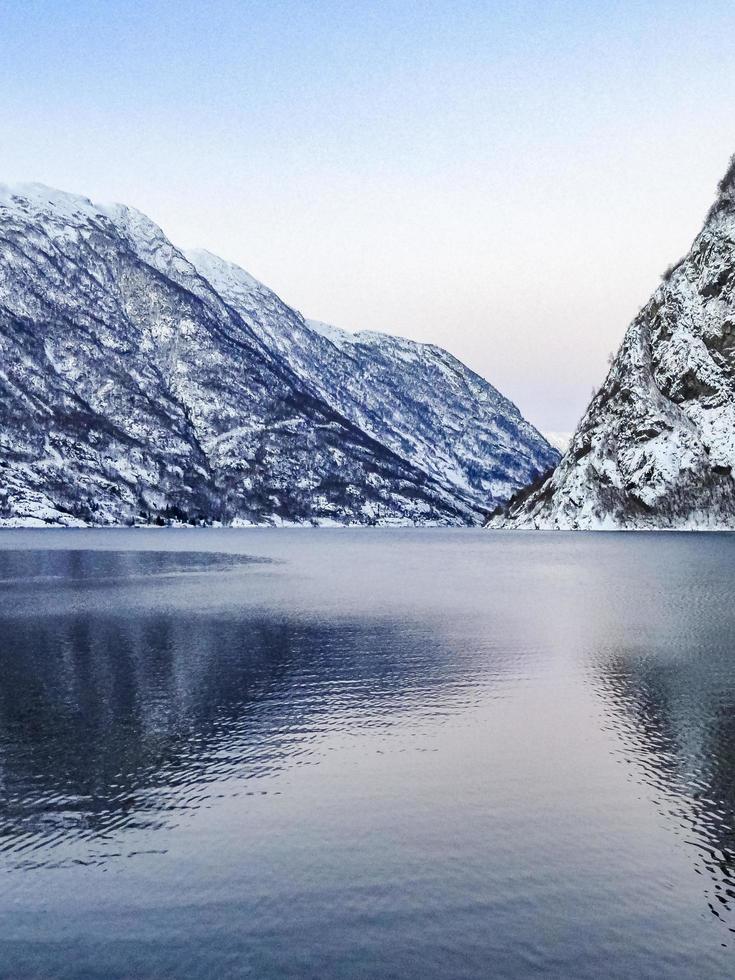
[496,156,735,530]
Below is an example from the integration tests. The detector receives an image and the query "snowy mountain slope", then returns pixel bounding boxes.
[187,250,558,511]
[0,183,486,526]
[496,156,735,530]
[0,182,555,527]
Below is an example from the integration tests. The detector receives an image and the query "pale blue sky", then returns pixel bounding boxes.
[2,1,734,430]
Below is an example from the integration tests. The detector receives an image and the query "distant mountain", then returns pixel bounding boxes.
[543,432,572,454]
[0,183,556,527]
[497,156,735,530]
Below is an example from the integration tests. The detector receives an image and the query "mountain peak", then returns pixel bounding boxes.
[712,154,735,214]
[0,182,114,231]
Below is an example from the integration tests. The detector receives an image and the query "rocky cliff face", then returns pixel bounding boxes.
[0,183,555,526]
[497,157,735,530]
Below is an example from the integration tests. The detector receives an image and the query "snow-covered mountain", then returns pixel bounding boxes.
[0,183,556,527]
[497,156,735,530]
[187,250,557,514]
[543,431,572,454]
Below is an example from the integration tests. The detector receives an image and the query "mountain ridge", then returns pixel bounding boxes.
[185,245,557,511]
[0,182,556,527]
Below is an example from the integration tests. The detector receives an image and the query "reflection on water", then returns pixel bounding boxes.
[594,651,735,935]
[0,548,263,587]
[0,620,480,870]
[0,529,734,979]
[0,551,488,871]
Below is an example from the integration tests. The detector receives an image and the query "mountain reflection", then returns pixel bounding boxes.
[593,648,735,937]
[0,549,477,869]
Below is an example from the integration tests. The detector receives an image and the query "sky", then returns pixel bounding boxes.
[1,0,734,432]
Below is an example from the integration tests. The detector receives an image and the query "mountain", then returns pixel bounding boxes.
[186,249,557,515]
[496,156,735,530]
[0,183,556,527]
[542,431,572,454]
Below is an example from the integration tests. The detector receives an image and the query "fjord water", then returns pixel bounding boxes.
[0,530,734,978]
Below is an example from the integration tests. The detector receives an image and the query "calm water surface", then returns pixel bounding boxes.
[0,529,734,978]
